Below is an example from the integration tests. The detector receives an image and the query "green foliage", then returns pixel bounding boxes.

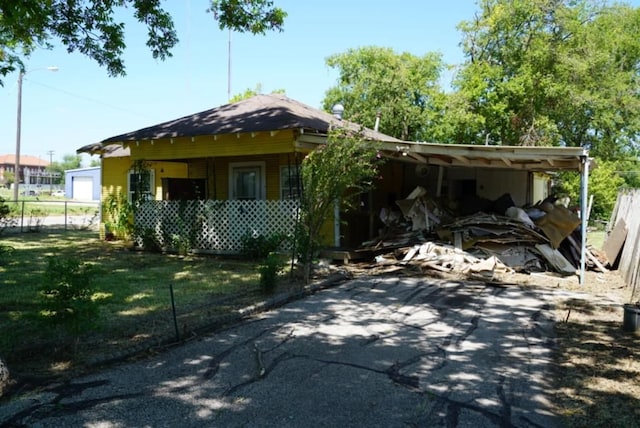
[139,227,163,253]
[323,46,446,141]
[239,231,289,260]
[0,243,14,266]
[0,197,17,234]
[209,0,287,34]
[49,154,82,185]
[39,257,99,333]
[258,252,284,294]
[452,0,640,156]
[555,159,625,222]
[298,128,382,283]
[229,84,286,103]
[104,192,134,239]
[1,0,286,85]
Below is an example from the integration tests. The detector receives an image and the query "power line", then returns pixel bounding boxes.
[25,78,152,119]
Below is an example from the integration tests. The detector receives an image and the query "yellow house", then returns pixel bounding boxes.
[78,94,402,252]
[79,94,590,263]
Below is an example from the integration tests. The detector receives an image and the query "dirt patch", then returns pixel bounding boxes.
[545,271,640,427]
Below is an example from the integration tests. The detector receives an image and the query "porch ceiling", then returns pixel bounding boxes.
[296,135,588,172]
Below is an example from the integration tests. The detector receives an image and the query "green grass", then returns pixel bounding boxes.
[587,229,606,251]
[0,231,268,379]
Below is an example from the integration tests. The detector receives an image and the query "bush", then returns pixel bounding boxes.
[258,252,285,294]
[39,257,99,333]
[239,231,289,260]
[0,197,17,234]
[555,159,625,222]
[0,244,14,266]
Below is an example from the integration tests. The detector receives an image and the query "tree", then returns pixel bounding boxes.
[229,83,285,103]
[297,128,382,283]
[0,0,286,85]
[322,46,447,141]
[1,171,14,188]
[49,154,82,185]
[554,159,625,222]
[451,0,640,158]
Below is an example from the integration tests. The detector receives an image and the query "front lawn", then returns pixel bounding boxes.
[0,231,267,380]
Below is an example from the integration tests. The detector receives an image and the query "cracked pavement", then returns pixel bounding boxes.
[0,276,560,427]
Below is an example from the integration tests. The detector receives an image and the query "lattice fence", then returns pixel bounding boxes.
[134,199,300,253]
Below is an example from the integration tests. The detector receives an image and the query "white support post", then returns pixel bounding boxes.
[580,155,590,286]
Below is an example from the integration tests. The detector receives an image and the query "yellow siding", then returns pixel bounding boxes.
[99,158,188,237]
[128,130,297,160]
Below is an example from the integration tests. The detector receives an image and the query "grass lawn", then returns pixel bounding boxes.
[0,230,271,380]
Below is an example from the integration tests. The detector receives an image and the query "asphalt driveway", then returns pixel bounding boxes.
[1,275,560,427]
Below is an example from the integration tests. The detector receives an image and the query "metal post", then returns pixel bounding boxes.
[580,155,590,286]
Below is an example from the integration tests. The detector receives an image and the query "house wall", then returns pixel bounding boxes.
[128,131,297,161]
[445,168,530,206]
[98,133,307,241]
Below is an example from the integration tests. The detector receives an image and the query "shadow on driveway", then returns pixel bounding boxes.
[1,275,560,427]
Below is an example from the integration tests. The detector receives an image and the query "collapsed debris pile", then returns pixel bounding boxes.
[360,186,606,280]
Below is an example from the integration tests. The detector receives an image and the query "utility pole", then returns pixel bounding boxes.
[13,71,23,202]
[47,150,54,194]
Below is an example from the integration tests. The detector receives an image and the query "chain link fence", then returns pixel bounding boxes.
[2,200,100,234]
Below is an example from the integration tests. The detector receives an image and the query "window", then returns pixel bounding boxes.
[229,162,265,200]
[128,169,155,202]
[280,165,301,199]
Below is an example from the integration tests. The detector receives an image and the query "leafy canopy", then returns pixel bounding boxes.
[451,0,640,158]
[322,46,447,141]
[0,0,286,85]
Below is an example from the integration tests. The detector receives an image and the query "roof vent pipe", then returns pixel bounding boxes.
[332,103,344,120]
[374,109,381,132]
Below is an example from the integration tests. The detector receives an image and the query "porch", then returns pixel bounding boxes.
[134,199,299,254]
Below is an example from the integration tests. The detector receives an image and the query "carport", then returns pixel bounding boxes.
[385,142,590,285]
[299,136,591,285]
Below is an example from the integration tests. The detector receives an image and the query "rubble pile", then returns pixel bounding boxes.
[360,186,605,280]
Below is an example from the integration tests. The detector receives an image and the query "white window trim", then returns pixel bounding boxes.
[229,161,266,200]
[127,168,155,202]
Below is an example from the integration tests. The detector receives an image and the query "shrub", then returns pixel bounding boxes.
[39,257,99,333]
[239,231,289,260]
[258,252,285,294]
[0,244,14,266]
[0,197,17,234]
[104,192,134,239]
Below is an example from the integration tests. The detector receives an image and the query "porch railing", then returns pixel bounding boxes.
[134,199,300,253]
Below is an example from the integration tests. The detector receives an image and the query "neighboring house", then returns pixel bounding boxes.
[64,167,101,200]
[78,94,589,256]
[0,154,52,190]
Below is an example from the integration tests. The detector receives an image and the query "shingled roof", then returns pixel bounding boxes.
[78,94,401,154]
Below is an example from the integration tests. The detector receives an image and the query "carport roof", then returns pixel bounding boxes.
[387,141,589,172]
[297,135,589,172]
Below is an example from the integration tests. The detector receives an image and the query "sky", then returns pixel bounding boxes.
[0,0,636,166]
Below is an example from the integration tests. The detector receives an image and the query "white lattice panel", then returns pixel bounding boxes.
[134,200,299,253]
